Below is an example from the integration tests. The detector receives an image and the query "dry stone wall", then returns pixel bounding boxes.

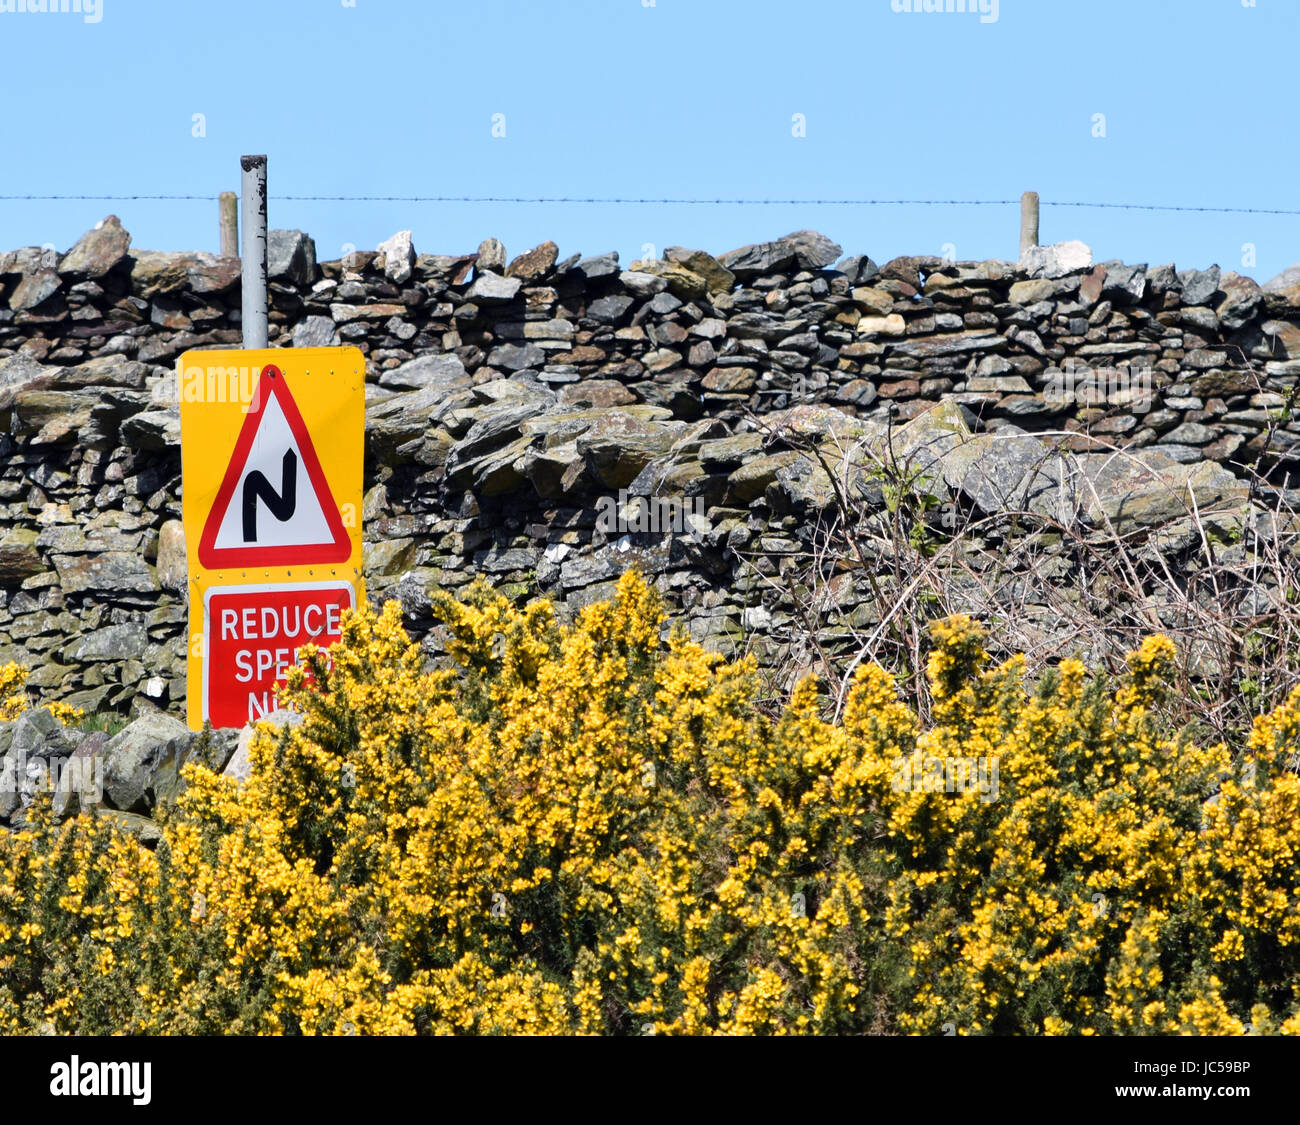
[3,216,1300,722]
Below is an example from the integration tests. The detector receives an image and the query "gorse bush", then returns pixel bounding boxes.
[2,570,1300,1034]
[1,662,83,727]
[0,663,24,722]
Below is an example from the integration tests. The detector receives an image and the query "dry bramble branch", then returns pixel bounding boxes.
[728,348,1300,752]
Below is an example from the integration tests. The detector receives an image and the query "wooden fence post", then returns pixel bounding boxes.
[1020,191,1040,260]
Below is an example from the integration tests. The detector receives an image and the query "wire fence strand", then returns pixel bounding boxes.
[1,194,1298,215]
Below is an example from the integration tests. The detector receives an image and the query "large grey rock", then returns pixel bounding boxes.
[378,353,470,392]
[444,434,534,495]
[1100,261,1147,303]
[505,241,558,281]
[765,403,877,445]
[939,432,1060,516]
[723,451,801,504]
[153,727,239,805]
[365,385,463,456]
[626,258,715,300]
[889,332,1005,360]
[0,353,49,392]
[648,291,683,315]
[187,253,243,294]
[1,717,87,821]
[1,710,81,820]
[0,528,43,587]
[466,272,521,302]
[58,215,131,278]
[663,247,737,293]
[727,311,797,343]
[292,315,340,348]
[8,270,61,310]
[69,623,148,663]
[620,270,668,298]
[471,377,556,410]
[3,707,77,760]
[496,317,574,343]
[1177,265,1221,306]
[1021,240,1092,279]
[557,379,637,410]
[52,551,158,595]
[1008,279,1059,305]
[1146,264,1178,294]
[587,295,635,324]
[267,229,317,288]
[129,250,195,294]
[771,455,838,512]
[781,230,843,270]
[101,712,191,813]
[365,538,416,577]
[1163,422,1218,446]
[1078,453,1251,533]
[52,732,108,818]
[1263,264,1300,292]
[128,249,238,296]
[577,411,687,489]
[834,254,880,285]
[376,230,416,284]
[121,408,180,451]
[444,404,541,485]
[718,230,842,280]
[719,239,797,280]
[486,342,546,372]
[8,388,101,444]
[475,238,507,273]
[222,717,265,780]
[0,246,52,275]
[156,519,187,592]
[876,400,972,478]
[521,441,585,499]
[1216,272,1263,330]
[1012,449,1083,522]
[59,354,149,389]
[571,253,620,281]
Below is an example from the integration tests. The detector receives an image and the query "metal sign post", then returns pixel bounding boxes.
[240,154,268,348]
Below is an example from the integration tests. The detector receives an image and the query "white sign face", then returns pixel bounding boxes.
[210,388,336,552]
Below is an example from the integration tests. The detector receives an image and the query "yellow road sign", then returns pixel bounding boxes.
[177,347,365,730]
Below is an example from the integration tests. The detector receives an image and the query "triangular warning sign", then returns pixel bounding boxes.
[198,365,351,568]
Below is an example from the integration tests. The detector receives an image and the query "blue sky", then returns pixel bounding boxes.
[2,0,1297,281]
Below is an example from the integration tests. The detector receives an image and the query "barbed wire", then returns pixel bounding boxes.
[0,194,1298,215]
[0,194,215,201]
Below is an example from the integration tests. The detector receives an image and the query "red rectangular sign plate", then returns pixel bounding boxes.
[202,581,355,729]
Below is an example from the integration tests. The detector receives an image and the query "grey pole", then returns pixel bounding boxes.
[1019,191,1040,260]
[218,191,238,258]
[240,155,268,349]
